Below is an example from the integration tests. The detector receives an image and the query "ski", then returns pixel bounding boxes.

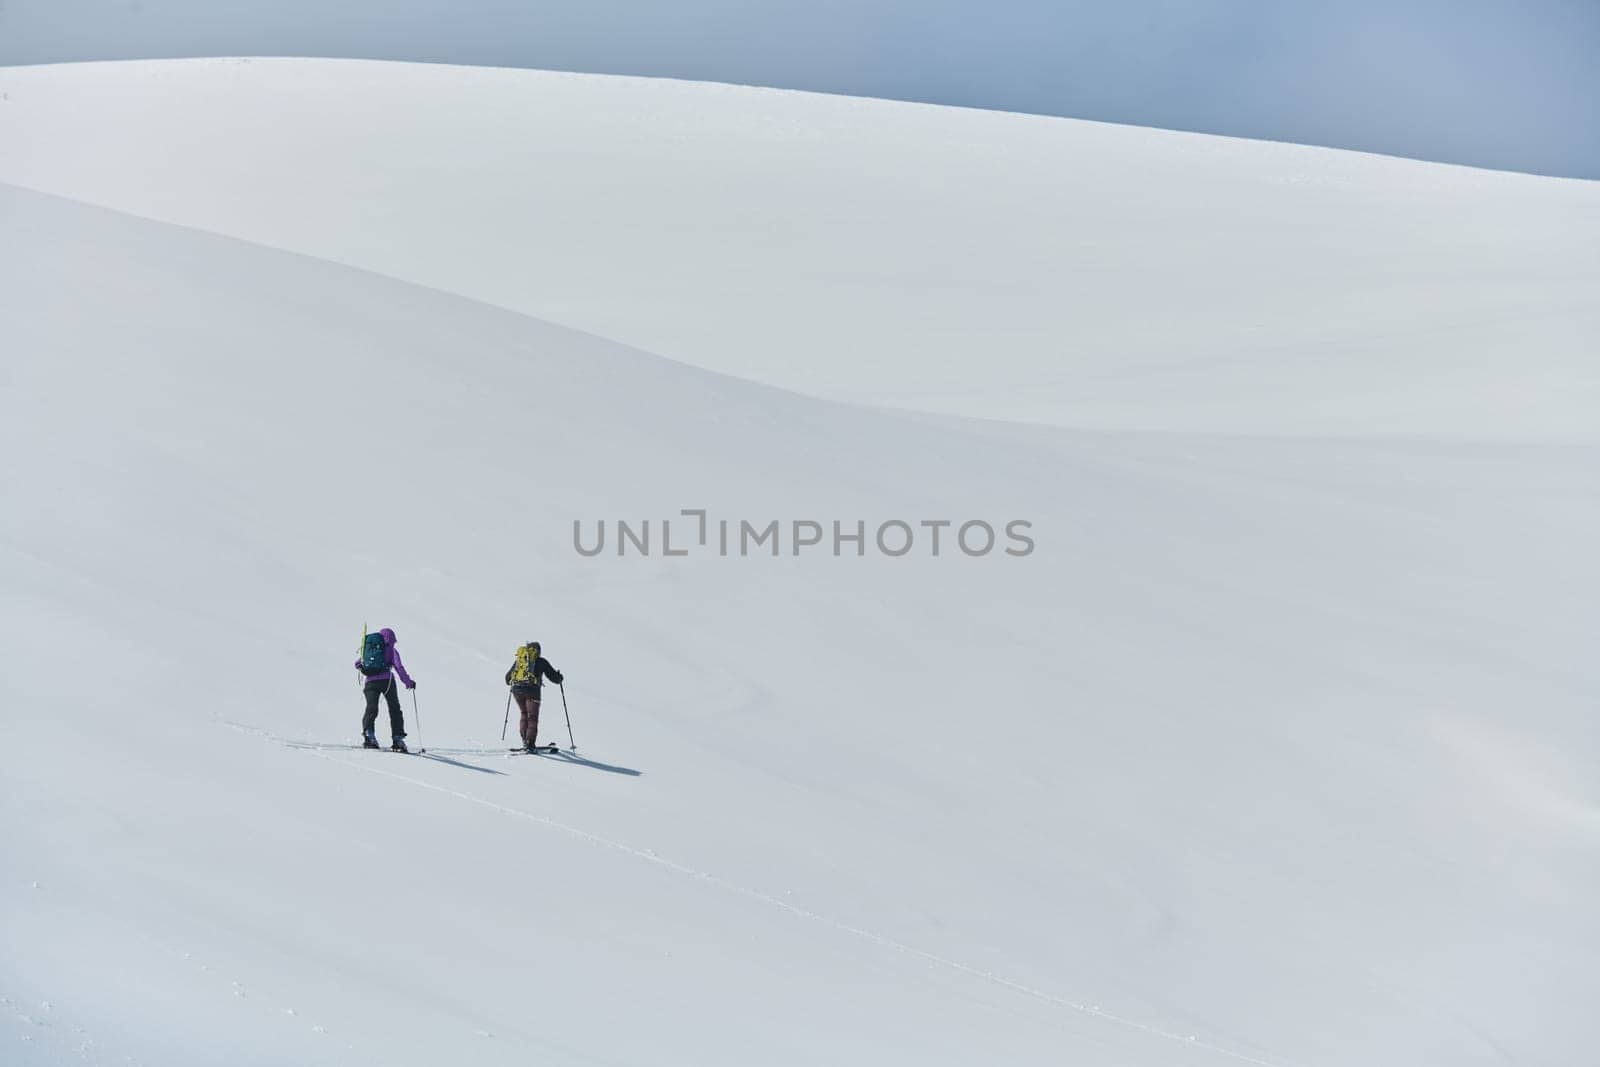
[509,745,561,755]
[278,741,426,755]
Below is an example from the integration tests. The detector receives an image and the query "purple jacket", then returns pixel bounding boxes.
[355,628,415,688]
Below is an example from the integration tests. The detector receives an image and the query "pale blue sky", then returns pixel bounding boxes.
[2,0,1594,178]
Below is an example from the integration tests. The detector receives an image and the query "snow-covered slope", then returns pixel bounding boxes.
[1,58,1596,438]
[4,178,1598,1065]
[3,58,1599,1067]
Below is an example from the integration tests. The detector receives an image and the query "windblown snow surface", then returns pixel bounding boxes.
[2,59,1598,1067]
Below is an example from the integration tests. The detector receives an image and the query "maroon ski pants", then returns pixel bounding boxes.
[514,689,541,746]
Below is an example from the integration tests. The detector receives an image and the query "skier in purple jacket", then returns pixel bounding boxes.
[355,627,416,751]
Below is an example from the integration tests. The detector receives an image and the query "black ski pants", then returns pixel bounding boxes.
[362,679,406,740]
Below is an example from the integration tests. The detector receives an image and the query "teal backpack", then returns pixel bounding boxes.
[360,631,389,675]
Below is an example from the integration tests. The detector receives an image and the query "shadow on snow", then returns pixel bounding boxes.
[537,749,643,777]
[276,740,507,776]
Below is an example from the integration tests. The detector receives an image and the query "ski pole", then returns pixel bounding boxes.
[500,690,513,742]
[410,688,423,752]
[559,681,575,751]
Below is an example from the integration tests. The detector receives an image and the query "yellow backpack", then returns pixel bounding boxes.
[510,642,541,685]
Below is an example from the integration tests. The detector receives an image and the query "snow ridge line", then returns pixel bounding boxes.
[233,724,1292,1067]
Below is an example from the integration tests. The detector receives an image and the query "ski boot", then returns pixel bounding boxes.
[391,737,409,753]
[362,733,380,750]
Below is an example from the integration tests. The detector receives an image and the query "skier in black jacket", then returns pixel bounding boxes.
[505,641,564,751]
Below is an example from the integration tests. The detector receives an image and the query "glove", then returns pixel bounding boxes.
[405,680,417,690]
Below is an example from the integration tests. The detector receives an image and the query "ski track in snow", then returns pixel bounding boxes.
[225,722,1291,1067]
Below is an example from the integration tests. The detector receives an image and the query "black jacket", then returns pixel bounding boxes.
[505,655,563,692]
